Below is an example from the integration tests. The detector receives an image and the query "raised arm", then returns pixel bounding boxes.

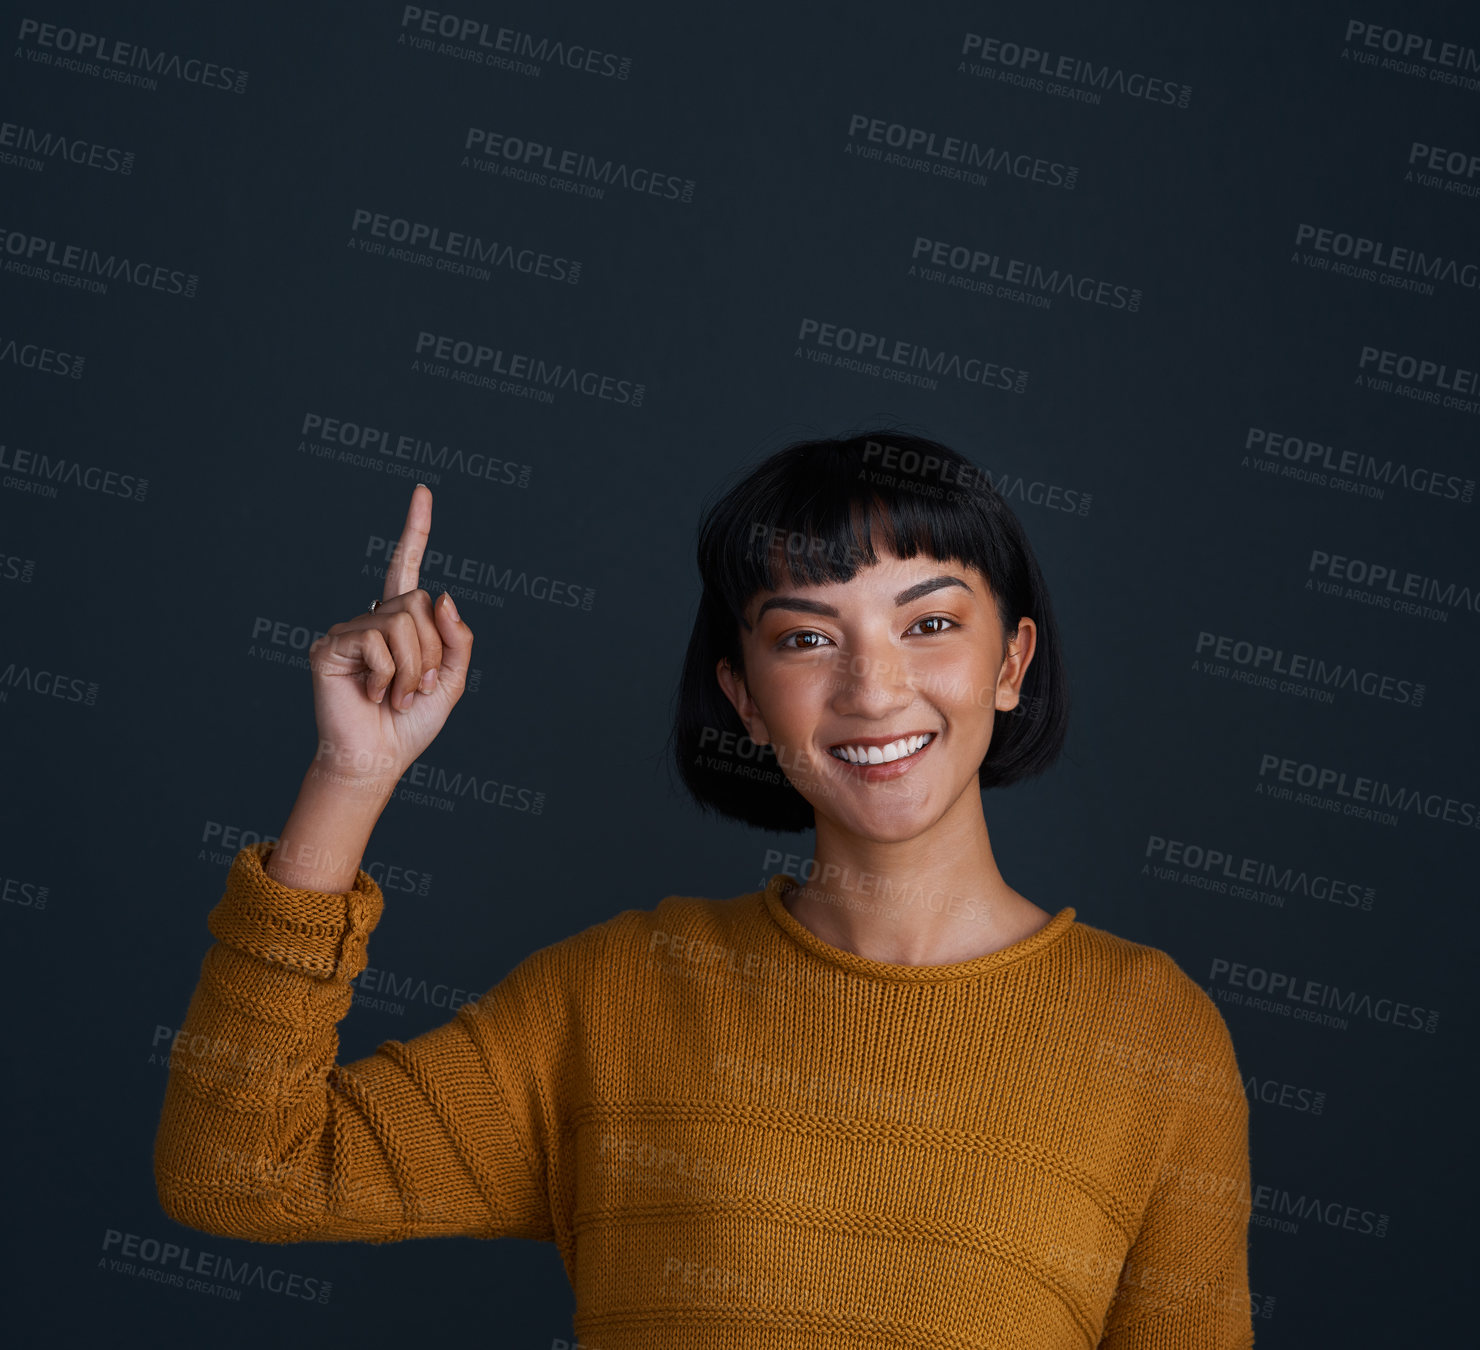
[154,484,547,1244]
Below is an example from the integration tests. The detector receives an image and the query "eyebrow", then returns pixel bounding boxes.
[755,574,974,622]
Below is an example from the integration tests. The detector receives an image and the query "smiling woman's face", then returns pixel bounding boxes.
[716,544,1037,843]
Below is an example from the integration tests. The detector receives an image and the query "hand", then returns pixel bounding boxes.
[305,484,474,794]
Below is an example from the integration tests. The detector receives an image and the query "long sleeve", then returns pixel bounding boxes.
[1097,992,1255,1348]
[153,840,553,1245]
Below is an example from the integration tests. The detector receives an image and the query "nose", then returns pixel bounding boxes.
[826,638,914,718]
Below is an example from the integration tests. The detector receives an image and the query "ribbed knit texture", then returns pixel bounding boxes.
[155,842,1254,1348]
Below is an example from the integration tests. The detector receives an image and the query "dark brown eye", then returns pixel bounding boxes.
[778,630,830,650]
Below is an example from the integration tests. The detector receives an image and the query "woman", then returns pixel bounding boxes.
[155,430,1254,1348]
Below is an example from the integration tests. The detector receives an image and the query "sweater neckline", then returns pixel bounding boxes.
[758,872,1076,984]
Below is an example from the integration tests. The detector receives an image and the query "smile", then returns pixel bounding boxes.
[828,732,936,765]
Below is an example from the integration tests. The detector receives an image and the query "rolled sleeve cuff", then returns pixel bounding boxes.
[206,839,385,981]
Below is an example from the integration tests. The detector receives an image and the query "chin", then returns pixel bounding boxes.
[823,798,935,839]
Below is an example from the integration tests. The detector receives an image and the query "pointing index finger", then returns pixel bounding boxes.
[385,483,433,601]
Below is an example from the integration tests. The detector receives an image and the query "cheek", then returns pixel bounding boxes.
[751,663,828,738]
[776,661,838,707]
[933,650,1001,717]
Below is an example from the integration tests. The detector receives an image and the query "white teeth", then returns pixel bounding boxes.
[828,733,934,764]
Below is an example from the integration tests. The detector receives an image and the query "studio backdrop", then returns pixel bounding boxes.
[3,1,1475,1345]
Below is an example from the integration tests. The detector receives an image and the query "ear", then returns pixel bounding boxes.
[994,616,1038,712]
[715,658,772,746]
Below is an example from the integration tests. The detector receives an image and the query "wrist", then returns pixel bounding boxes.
[264,831,370,893]
[261,764,394,893]
[302,760,399,802]
[305,740,403,803]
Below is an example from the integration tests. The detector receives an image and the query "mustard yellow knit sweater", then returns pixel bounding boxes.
[154,841,1254,1348]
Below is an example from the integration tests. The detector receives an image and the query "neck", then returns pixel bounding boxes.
[784,787,1052,966]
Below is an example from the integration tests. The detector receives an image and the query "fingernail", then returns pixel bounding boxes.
[442,593,460,623]
[420,669,438,692]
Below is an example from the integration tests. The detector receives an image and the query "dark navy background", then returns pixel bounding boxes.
[3,1,1475,1343]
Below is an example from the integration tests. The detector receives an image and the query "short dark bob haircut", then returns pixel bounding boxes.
[668,428,1070,833]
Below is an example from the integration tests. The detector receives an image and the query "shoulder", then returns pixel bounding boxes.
[1064,917,1244,1100]
[501,887,757,986]
[1066,916,1224,1026]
